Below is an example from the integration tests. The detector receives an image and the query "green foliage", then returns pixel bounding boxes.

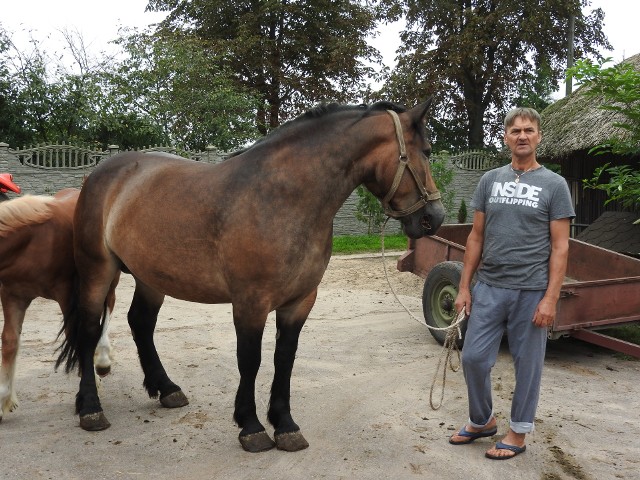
[457,199,467,224]
[0,27,108,146]
[108,29,259,150]
[0,24,259,150]
[568,57,640,157]
[332,233,408,255]
[430,156,455,218]
[378,0,610,148]
[583,163,640,216]
[599,324,640,351]
[147,0,381,134]
[355,185,386,234]
[568,58,640,214]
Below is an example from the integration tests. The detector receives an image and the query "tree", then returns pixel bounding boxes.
[378,0,610,148]
[146,0,381,134]
[568,57,640,216]
[0,26,110,146]
[0,27,27,147]
[355,185,387,234]
[105,28,259,150]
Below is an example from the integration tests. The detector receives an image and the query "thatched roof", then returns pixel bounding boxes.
[537,53,640,160]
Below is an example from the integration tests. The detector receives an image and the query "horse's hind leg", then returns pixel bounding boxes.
[267,291,317,451]
[0,290,29,422]
[128,280,188,408]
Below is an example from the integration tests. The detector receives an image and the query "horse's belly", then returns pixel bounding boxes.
[123,255,232,304]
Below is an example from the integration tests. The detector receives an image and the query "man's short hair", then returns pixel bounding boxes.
[504,107,541,130]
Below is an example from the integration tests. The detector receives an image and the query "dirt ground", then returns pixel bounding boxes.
[2,253,639,480]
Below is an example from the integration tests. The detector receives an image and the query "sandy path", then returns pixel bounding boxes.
[1,253,639,479]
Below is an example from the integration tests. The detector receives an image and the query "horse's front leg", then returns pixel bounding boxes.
[268,291,317,451]
[0,290,29,422]
[234,314,275,452]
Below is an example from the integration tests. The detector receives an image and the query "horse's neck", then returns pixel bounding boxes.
[251,144,372,218]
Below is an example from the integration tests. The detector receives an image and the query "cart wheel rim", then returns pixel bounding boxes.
[430,282,457,328]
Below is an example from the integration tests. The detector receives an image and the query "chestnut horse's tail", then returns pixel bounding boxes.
[55,277,108,374]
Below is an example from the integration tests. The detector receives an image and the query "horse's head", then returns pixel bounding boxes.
[363,99,445,239]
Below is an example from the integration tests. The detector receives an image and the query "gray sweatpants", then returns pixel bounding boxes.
[461,282,547,434]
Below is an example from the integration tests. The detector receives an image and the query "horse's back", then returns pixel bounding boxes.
[0,189,79,303]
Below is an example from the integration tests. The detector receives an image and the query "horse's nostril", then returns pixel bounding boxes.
[421,217,432,230]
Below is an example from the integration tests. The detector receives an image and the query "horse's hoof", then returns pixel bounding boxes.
[79,411,111,431]
[275,431,309,451]
[95,365,111,377]
[160,390,189,408]
[239,431,276,452]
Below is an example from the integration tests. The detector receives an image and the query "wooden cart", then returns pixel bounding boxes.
[397,223,640,357]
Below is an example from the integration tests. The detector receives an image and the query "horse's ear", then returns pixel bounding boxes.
[408,97,434,124]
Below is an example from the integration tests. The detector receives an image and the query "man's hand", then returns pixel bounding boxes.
[455,287,472,316]
[533,296,557,327]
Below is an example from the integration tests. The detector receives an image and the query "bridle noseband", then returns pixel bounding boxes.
[381,110,441,219]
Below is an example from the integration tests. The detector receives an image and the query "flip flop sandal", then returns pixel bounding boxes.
[485,441,527,460]
[449,426,498,445]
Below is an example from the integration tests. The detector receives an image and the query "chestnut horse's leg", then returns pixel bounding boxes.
[267,290,317,451]
[128,280,188,408]
[0,289,30,422]
[93,303,113,377]
[93,274,120,377]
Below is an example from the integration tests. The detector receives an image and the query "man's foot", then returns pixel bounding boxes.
[485,441,526,460]
[449,418,498,445]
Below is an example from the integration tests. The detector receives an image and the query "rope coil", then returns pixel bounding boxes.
[380,218,466,410]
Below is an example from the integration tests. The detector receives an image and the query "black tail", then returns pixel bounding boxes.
[55,277,110,374]
[55,276,81,373]
[55,274,82,373]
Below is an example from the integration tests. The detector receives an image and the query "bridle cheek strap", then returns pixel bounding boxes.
[382,110,441,219]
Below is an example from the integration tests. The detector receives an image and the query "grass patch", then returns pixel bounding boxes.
[332,234,408,255]
[599,324,640,347]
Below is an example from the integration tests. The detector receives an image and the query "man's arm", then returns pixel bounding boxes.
[455,210,485,315]
[533,217,571,327]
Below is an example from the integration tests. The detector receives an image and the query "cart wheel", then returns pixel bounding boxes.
[422,261,469,348]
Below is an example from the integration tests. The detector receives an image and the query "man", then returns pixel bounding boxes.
[449,107,575,460]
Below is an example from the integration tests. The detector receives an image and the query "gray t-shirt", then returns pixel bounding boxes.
[471,164,575,290]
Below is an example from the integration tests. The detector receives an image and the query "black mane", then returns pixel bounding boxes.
[227,101,408,158]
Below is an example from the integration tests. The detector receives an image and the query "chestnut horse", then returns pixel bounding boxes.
[56,100,445,451]
[0,189,117,422]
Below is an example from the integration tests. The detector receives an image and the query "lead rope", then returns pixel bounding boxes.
[380,218,466,410]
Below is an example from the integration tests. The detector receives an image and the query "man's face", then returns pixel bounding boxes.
[504,116,542,159]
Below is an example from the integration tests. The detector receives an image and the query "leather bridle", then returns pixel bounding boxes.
[381,110,441,219]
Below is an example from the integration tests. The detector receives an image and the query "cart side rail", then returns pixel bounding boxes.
[397,224,471,278]
[555,276,640,331]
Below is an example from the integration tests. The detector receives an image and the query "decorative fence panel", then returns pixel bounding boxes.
[1,141,501,235]
[433,150,507,224]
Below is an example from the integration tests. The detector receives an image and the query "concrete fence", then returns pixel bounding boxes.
[0,142,500,235]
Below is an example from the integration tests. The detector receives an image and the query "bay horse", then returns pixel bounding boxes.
[0,189,117,422]
[56,100,445,451]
